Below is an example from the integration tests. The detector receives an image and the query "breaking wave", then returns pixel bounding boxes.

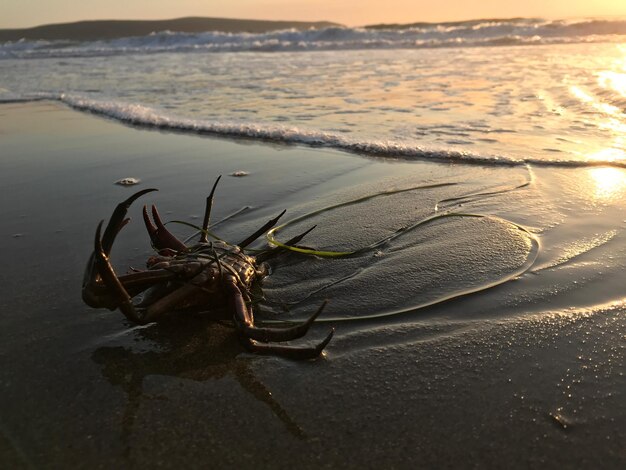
[4,93,626,169]
[2,17,626,58]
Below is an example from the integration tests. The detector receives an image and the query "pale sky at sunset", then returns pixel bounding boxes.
[2,0,626,29]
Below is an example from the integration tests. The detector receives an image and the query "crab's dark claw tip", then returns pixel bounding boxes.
[268,209,287,226]
[318,328,335,353]
[94,220,104,251]
[151,205,167,230]
[207,176,222,198]
[124,188,158,206]
[307,300,328,324]
[270,209,287,225]
[288,225,318,246]
[207,175,222,200]
[297,300,328,332]
[142,205,157,236]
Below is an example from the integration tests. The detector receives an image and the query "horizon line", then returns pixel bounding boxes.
[2,12,626,31]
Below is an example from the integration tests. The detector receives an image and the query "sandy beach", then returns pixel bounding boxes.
[0,102,623,468]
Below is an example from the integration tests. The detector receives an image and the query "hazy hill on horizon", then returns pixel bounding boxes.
[0,16,342,42]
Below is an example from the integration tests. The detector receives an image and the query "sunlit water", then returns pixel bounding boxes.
[3,38,626,167]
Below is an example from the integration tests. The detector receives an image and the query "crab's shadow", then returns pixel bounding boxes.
[91,316,306,457]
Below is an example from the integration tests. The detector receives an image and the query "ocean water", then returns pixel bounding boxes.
[2,17,626,167]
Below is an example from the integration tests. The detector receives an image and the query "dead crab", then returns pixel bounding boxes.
[82,177,334,359]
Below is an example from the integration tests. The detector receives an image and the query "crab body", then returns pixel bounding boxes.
[144,241,272,321]
[82,179,333,359]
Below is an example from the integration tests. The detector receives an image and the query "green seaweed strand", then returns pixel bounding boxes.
[266,182,458,257]
[267,181,534,258]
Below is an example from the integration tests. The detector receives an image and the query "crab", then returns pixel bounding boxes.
[82,177,334,359]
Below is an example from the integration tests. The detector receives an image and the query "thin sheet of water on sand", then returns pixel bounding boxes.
[0,103,623,468]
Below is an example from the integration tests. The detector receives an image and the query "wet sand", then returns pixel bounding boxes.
[0,102,624,468]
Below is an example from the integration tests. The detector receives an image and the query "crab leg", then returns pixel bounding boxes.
[117,270,179,298]
[200,175,222,243]
[225,274,333,357]
[137,264,218,323]
[238,210,287,248]
[85,269,178,309]
[241,333,334,360]
[237,298,328,342]
[92,221,145,324]
[142,283,205,323]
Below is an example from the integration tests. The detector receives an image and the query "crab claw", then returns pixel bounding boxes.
[100,188,158,255]
[82,188,157,312]
[142,204,187,254]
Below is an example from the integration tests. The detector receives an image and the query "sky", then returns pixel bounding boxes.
[2,0,626,29]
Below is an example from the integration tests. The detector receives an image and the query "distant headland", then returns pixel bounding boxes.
[0,17,342,42]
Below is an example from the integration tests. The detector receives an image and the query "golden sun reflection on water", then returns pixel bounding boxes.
[598,71,626,99]
[578,62,626,202]
[585,146,626,202]
[587,167,626,202]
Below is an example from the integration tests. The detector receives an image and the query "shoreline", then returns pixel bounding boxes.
[7,95,626,170]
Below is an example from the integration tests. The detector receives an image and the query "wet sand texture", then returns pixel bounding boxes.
[0,103,624,468]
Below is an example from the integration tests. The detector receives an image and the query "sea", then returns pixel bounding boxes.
[2,17,626,167]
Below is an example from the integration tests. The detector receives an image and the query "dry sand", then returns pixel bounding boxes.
[0,102,624,468]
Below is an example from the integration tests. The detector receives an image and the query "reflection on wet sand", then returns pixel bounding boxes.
[92,317,306,460]
[588,166,626,201]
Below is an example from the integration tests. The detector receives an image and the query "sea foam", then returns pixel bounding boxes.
[5,93,624,169]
